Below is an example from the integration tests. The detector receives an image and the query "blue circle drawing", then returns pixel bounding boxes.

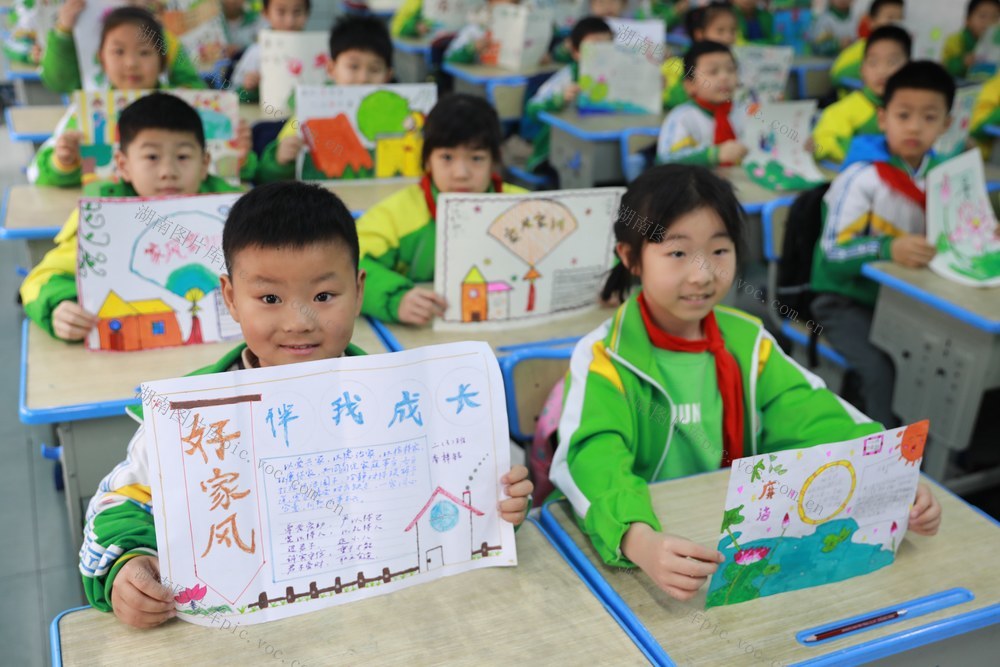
[429,500,460,532]
[109,319,122,332]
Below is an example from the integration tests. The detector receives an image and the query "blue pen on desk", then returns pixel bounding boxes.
[804,609,908,642]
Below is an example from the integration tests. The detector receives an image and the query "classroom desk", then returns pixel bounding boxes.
[863,262,1000,495]
[4,60,63,105]
[20,318,387,540]
[788,56,834,100]
[4,103,65,143]
[540,470,1000,666]
[539,110,664,189]
[50,519,651,666]
[393,36,434,84]
[318,178,417,218]
[0,184,80,241]
[444,62,560,122]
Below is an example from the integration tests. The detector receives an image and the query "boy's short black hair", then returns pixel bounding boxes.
[223,182,359,274]
[421,94,502,164]
[864,24,912,58]
[683,41,734,80]
[570,16,613,51]
[100,7,166,66]
[968,0,1000,17]
[882,60,956,110]
[118,93,206,153]
[329,15,392,69]
[263,0,311,10]
[869,0,904,18]
[685,1,736,38]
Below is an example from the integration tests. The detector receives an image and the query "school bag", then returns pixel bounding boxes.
[775,182,831,368]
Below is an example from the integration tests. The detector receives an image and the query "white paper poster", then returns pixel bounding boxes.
[973,25,1000,77]
[707,422,927,607]
[935,85,983,156]
[742,100,826,191]
[140,341,516,625]
[492,4,553,71]
[259,29,329,118]
[76,194,244,352]
[295,83,436,180]
[578,41,663,114]
[422,0,482,34]
[926,149,1000,287]
[433,188,622,331]
[73,0,127,91]
[534,0,585,31]
[606,17,667,65]
[733,45,794,106]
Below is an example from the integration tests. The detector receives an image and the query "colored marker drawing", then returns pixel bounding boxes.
[707,422,927,607]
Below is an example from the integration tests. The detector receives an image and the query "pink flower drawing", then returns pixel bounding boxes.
[734,546,770,565]
[175,584,207,610]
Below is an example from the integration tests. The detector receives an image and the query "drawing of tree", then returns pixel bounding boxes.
[166,263,218,344]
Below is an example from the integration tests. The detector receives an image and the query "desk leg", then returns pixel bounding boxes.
[57,416,138,539]
[869,287,1000,486]
[549,126,622,189]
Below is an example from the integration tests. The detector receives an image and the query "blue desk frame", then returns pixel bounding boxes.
[0,186,63,241]
[538,478,1000,666]
[4,104,53,143]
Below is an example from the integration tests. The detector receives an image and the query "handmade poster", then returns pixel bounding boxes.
[706,421,928,608]
[926,149,1000,287]
[73,0,127,90]
[973,24,1000,77]
[295,83,436,180]
[741,100,826,192]
[606,17,668,65]
[73,89,242,185]
[578,41,663,114]
[75,193,243,352]
[138,341,516,626]
[422,0,482,34]
[534,0,585,31]
[935,85,983,157]
[732,45,794,106]
[433,188,622,331]
[160,0,228,75]
[259,29,329,118]
[491,4,553,71]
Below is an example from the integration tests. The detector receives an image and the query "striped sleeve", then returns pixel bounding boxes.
[656,106,718,166]
[817,164,895,278]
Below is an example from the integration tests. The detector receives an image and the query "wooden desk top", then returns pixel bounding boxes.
[25,319,384,414]
[718,166,836,213]
[6,104,65,138]
[546,471,1000,665]
[541,109,664,139]
[54,520,647,666]
[319,179,417,215]
[865,262,1000,329]
[3,185,81,234]
[382,305,615,352]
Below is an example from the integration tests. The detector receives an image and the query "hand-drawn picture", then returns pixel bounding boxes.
[434,188,622,331]
[76,193,244,352]
[926,149,1000,287]
[732,45,794,107]
[259,29,329,118]
[159,0,227,74]
[934,86,983,157]
[141,341,516,626]
[490,4,553,71]
[422,0,478,34]
[578,41,663,115]
[74,89,242,186]
[706,421,928,608]
[741,100,826,192]
[295,84,437,180]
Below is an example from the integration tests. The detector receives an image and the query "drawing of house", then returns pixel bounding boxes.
[405,487,483,572]
[461,266,512,322]
[96,290,183,352]
[374,111,424,178]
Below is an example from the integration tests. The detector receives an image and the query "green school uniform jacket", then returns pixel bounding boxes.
[79,342,367,612]
[550,295,881,567]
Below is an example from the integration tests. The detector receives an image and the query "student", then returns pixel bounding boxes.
[971,71,1000,155]
[656,41,747,166]
[552,0,626,63]
[20,94,246,342]
[811,61,954,428]
[3,0,45,65]
[943,0,1000,78]
[662,1,738,110]
[40,0,205,93]
[77,180,534,628]
[221,0,264,57]
[27,7,256,188]
[732,0,774,43]
[525,17,614,173]
[231,0,310,104]
[832,0,904,89]
[357,94,527,325]
[809,0,857,57]
[257,15,394,183]
[549,164,942,595]
[444,0,520,65]
[813,25,911,164]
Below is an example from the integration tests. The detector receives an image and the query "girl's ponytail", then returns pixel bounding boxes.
[601,258,633,305]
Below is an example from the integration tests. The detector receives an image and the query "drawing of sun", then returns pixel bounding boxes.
[896,420,929,466]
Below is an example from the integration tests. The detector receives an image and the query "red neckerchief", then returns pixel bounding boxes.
[692,96,736,145]
[420,173,504,219]
[874,162,926,209]
[638,292,745,467]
